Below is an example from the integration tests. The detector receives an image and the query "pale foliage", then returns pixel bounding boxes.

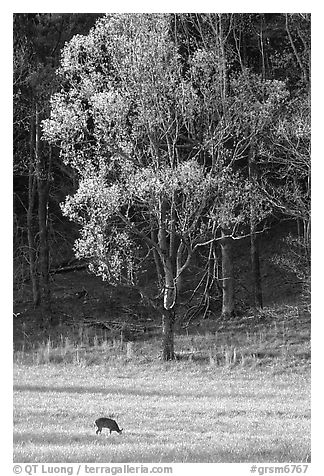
[43,14,286,286]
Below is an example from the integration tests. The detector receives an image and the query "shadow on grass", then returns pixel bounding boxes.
[13,384,192,397]
[14,383,304,402]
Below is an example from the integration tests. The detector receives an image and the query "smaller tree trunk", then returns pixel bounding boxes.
[220,229,235,318]
[250,223,263,308]
[36,105,51,315]
[27,112,40,307]
[249,144,263,309]
[38,178,50,310]
[27,195,40,307]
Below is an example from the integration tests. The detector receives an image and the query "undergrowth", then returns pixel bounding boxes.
[13,304,310,371]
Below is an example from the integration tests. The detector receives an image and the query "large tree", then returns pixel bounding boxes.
[44,14,254,358]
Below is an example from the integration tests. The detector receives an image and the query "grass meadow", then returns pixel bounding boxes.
[13,358,310,463]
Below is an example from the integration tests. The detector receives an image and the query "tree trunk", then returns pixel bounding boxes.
[161,261,176,360]
[250,222,263,308]
[162,308,175,360]
[220,229,235,318]
[36,105,51,314]
[150,223,163,289]
[27,186,40,307]
[249,147,263,309]
[158,198,176,360]
[27,112,40,307]
[38,178,50,309]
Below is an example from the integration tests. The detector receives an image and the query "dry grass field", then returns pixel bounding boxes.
[13,361,310,463]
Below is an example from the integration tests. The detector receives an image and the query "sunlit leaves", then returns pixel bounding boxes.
[44,13,281,285]
[230,72,289,134]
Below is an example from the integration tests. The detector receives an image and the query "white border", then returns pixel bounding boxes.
[4,4,321,475]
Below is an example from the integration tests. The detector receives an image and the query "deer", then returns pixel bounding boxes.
[94,417,123,435]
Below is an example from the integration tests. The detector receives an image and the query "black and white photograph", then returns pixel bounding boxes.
[12,8,311,469]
